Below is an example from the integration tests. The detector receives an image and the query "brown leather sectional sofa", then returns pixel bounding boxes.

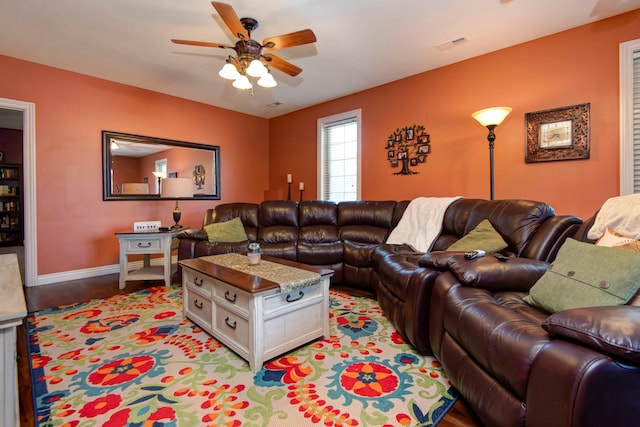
[177,198,640,427]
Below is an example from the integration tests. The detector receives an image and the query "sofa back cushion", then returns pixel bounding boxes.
[258,200,299,260]
[434,199,556,256]
[204,202,259,242]
[338,201,397,243]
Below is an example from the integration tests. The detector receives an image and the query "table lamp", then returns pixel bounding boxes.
[161,177,192,228]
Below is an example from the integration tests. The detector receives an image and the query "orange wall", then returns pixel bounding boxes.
[0,10,638,277]
[0,55,269,275]
[268,10,640,220]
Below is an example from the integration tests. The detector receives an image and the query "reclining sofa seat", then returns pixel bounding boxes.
[428,214,640,427]
[373,198,582,353]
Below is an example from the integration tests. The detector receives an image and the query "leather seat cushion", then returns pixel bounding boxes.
[442,285,550,399]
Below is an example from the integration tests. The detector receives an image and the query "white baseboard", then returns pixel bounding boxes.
[34,255,179,287]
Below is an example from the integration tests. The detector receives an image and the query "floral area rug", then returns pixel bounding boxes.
[27,285,458,427]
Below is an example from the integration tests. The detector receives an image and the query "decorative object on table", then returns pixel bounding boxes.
[192,164,205,189]
[525,103,590,163]
[471,106,512,200]
[27,285,458,427]
[299,181,304,201]
[286,173,292,200]
[133,220,161,233]
[171,2,317,92]
[161,177,192,228]
[247,242,262,265]
[385,124,431,175]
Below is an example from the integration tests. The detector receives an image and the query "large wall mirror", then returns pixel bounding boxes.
[102,130,220,201]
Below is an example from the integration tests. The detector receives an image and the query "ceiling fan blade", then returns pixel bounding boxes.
[171,39,232,49]
[263,53,302,77]
[211,2,249,40]
[262,29,317,50]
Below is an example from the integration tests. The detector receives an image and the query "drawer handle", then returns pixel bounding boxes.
[225,317,237,329]
[194,277,204,287]
[137,242,152,248]
[224,291,237,303]
[286,291,304,303]
[193,299,203,310]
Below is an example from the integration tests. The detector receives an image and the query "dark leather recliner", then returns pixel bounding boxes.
[372,199,582,353]
[427,214,640,427]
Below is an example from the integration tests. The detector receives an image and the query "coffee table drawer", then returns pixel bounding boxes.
[184,290,213,330]
[213,304,249,353]
[264,283,323,312]
[213,281,251,313]
[183,268,215,298]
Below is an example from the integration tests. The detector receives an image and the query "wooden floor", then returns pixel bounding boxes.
[17,274,483,427]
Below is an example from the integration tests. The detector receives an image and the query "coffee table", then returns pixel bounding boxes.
[179,253,333,372]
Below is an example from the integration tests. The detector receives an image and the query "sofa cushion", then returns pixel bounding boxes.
[542,306,640,364]
[203,217,248,243]
[446,219,508,253]
[524,238,640,313]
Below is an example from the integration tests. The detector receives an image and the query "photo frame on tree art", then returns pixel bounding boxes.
[385,125,431,175]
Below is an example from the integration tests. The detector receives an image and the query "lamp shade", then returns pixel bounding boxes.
[219,63,240,80]
[232,75,252,90]
[161,177,192,199]
[246,59,267,77]
[472,106,512,127]
[257,71,277,88]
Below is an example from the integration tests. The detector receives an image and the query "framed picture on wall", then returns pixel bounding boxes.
[525,103,590,163]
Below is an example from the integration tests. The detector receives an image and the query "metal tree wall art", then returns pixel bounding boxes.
[385,125,431,175]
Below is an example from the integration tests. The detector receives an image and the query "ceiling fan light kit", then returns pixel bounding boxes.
[172,2,316,92]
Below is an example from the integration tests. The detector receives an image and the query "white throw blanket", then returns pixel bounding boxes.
[587,193,640,240]
[386,196,463,252]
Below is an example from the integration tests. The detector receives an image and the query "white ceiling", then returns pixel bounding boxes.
[0,0,639,120]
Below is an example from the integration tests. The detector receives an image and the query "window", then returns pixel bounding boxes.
[620,38,640,194]
[317,109,361,202]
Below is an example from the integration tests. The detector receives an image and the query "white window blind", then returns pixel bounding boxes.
[318,110,361,202]
[620,39,640,194]
[633,52,640,193]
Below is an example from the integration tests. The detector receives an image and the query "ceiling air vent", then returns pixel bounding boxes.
[436,36,469,51]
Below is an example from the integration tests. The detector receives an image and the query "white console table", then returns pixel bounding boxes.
[115,228,185,289]
[0,253,27,427]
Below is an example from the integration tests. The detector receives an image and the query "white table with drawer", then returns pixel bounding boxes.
[179,253,333,372]
[115,227,185,289]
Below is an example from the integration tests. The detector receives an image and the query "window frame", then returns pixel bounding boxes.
[317,109,362,201]
[619,38,640,195]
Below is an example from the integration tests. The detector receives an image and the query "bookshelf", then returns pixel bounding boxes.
[0,163,23,246]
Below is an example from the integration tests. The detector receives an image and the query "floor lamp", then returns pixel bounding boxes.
[471,106,512,200]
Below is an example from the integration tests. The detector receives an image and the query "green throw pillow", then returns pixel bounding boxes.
[203,217,248,243]
[446,219,508,253]
[524,238,640,313]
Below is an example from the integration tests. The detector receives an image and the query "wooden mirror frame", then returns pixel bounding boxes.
[102,130,221,201]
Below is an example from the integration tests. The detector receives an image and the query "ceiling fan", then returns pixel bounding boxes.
[171,1,317,89]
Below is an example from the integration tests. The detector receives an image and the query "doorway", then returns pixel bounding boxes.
[0,97,36,286]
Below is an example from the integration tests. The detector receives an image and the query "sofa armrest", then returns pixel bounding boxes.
[177,228,207,241]
[542,306,640,364]
[418,251,463,270]
[446,254,549,292]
